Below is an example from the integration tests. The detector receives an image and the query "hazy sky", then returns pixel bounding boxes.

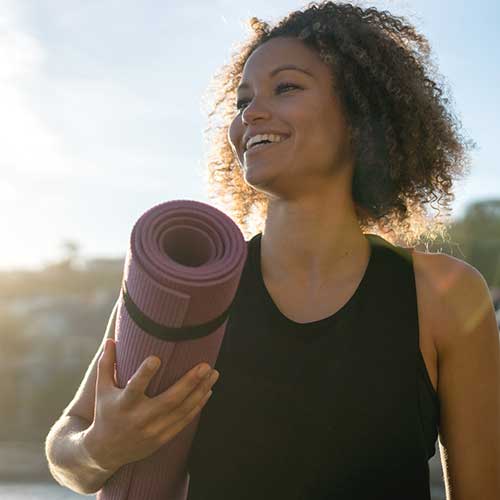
[1,0,498,271]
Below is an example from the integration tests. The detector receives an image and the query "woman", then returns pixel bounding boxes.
[46,2,500,499]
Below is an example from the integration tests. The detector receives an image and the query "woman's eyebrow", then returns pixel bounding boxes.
[237,64,314,92]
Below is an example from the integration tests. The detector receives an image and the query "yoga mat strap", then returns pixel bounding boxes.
[121,280,233,341]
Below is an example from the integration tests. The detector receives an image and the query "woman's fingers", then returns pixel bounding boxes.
[120,356,162,406]
[151,363,215,409]
[118,358,219,434]
[153,367,219,430]
[159,389,214,444]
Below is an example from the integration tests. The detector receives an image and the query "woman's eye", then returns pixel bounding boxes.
[275,82,299,93]
[236,82,300,111]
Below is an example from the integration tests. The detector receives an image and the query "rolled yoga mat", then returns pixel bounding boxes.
[96,199,247,500]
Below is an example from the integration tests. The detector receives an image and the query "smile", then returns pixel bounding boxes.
[244,137,290,157]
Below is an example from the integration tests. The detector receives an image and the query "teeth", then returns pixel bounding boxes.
[246,133,287,150]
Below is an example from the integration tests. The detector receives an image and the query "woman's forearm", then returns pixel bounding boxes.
[45,415,119,495]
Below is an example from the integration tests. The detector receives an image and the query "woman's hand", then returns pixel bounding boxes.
[82,338,219,472]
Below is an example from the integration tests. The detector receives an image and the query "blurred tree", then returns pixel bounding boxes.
[50,239,82,272]
[431,199,500,287]
[61,240,80,264]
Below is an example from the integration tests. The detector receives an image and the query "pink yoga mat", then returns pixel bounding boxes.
[96,199,247,500]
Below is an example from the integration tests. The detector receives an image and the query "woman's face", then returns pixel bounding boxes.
[228,36,353,199]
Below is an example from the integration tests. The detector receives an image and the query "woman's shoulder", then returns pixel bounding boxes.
[410,248,487,299]
[411,246,481,278]
[410,248,493,353]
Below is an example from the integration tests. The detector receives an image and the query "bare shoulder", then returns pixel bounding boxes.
[411,248,494,354]
[411,247,485,293]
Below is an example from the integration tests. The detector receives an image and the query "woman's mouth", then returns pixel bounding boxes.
[244,137,290,157]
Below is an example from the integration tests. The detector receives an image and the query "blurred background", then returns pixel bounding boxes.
[0,0,499,498]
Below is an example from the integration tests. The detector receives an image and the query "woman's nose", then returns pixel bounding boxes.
[241,97,272,124]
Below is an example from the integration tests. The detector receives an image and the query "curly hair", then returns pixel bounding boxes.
[200,0,475,247]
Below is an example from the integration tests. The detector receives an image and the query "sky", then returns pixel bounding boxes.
[0,0,498,271]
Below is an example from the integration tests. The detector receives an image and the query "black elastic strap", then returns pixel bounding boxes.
[120,280,234,342]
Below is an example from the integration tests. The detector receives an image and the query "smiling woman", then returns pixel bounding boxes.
[44,2,499,500]
[187,2,500,500]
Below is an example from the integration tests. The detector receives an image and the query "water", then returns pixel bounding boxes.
[0,482,445,499]
[0,482,95,499]
[0,483,445,500]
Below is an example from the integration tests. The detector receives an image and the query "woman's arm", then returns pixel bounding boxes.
[45,415,119,494]
[45,297,120,493]
[427,253,500,500]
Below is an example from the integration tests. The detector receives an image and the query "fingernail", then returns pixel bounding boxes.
[147,357,160,369]
[198,364,211,378]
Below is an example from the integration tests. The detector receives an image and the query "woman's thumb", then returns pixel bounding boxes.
[97,338,116,390]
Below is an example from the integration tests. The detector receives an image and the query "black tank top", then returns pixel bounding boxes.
[186,232,440,500]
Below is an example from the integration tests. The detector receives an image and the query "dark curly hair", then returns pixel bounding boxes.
[199,1,475,247]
